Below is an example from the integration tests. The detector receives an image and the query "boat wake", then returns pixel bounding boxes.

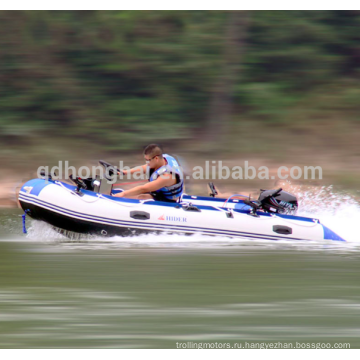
[295,185,360,244]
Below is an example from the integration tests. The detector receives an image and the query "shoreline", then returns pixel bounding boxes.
[3,155,360,209]
[0,182,18,208]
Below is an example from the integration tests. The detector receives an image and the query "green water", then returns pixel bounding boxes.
[0,209,360,348]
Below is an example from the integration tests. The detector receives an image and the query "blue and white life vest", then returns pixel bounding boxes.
[148,154,183,201]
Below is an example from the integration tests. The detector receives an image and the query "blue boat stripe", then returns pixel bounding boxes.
[182,195,246,203]
[20,178,47,193]
[19,193,306,241]
[322,224,345,242]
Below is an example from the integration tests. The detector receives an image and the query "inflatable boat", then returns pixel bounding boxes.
[17,163,345,242]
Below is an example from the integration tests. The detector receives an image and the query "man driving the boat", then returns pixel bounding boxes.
[112,144,184,202]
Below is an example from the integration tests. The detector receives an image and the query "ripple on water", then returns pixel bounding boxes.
[1,286,360,347]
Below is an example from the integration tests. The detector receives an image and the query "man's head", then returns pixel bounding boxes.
[143,144,164,168]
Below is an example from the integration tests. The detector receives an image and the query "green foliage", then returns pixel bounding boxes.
[0,10,359,152]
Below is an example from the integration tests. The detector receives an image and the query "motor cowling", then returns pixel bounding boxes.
[69,175,101,193]
[258,189,298,215]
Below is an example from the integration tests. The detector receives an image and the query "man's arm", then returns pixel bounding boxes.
[113,173,176,198]
[118,164,147,176]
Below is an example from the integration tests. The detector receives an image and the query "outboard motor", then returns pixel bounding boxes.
[258,188,298,215]
[244,188,298,216]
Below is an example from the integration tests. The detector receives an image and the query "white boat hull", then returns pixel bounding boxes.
[18,179,345,242]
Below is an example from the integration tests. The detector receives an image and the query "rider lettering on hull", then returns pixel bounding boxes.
[158,214,187,222]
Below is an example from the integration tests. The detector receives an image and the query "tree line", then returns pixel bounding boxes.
[0,11,359,152]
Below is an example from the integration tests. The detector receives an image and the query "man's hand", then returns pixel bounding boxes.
[112,173,176,198]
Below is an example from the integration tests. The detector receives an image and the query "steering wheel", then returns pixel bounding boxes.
[99,160,121,176]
